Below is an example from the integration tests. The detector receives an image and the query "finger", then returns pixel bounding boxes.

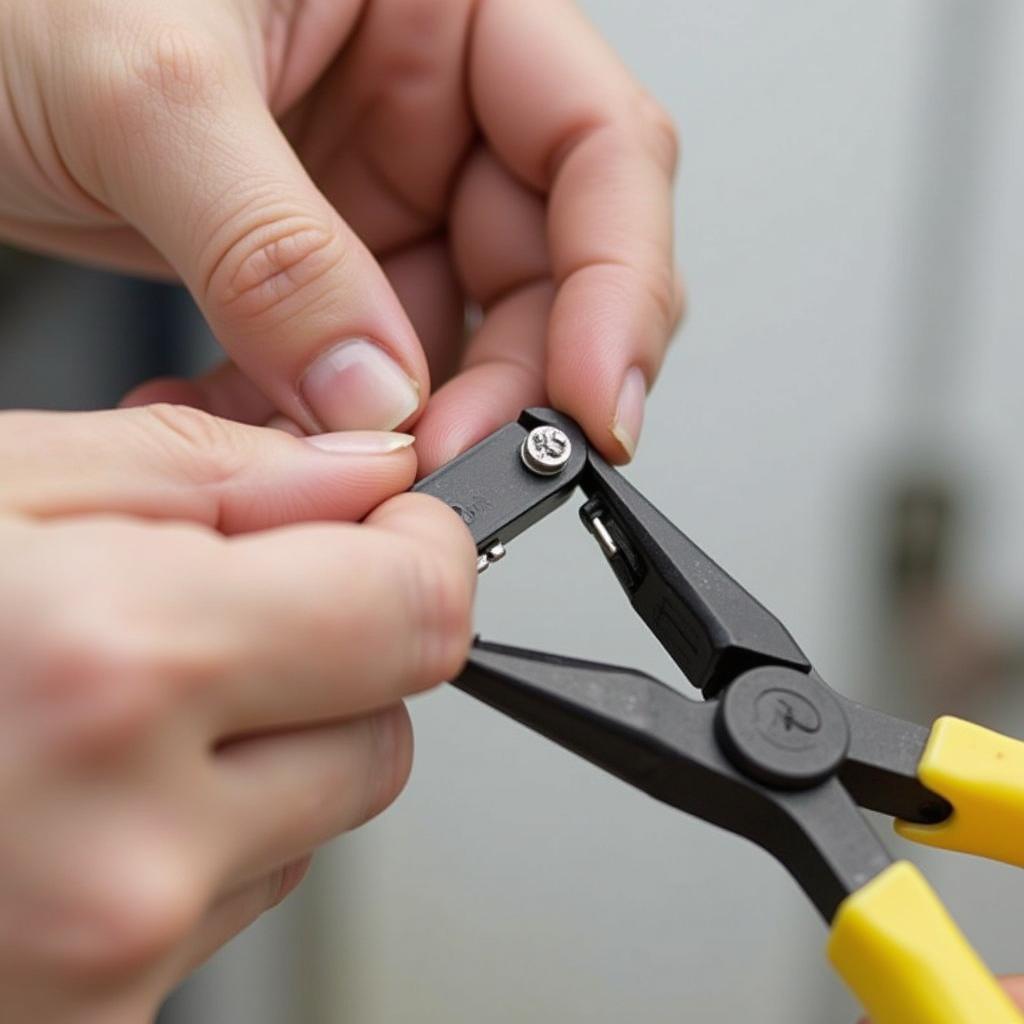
[1005,977,1024,1007]
[413,147,553,472]
[123,231,469,430]
[136,159,508,461]
[121,362,277,426]
[471,0,683,461]
[123,367,307,435]
[201,493,475,735]
[381,237,466,389]
[413,281,553,474]
[450,147,551,310]
[124,228,466,434]
[68,18,429,434]
[175,856,313,979]
[23,492,474,742]
[0,406,416,532]
[214,705,412,881]
[295,0,476,255]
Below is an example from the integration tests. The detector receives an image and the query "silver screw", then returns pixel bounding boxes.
[520,426,572,476]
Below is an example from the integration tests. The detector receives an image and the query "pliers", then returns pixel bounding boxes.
[415,408,1024,1024]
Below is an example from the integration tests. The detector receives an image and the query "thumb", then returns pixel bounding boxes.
[0,406,417,533]
[73,20,428,434]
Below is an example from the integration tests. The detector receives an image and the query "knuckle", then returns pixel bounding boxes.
[138,26,228,106]
[143,401,229,451]
[140,403,243,487]
[55,13,236,206]
[105,23,229,120]
[32,618,165,759]
[204,211,339,323]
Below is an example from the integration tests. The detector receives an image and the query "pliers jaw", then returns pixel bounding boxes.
[457,642,947,921]
[578,455,810,697]
[417,407,953,916]
[419,407,811,696]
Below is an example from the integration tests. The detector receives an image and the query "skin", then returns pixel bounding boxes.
[0,0,678,1016]
[0,403,477,1022]
[0,0,683,470]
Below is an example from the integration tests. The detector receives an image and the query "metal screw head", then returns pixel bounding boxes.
[520,425,572,476]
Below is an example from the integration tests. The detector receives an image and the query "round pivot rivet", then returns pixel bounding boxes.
[520,426,573,476]
[715,667,850,790]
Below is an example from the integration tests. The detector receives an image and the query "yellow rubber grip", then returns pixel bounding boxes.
[895,716,1024,867]
[828,861,1023,1024]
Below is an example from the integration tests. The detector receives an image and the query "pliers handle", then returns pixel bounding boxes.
[415,409,1024,1024]
[838,718,1024,1023]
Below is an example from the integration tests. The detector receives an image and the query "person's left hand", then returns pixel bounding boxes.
[1,0,682,473]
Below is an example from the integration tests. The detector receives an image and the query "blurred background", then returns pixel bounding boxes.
[3,0,1023,1020]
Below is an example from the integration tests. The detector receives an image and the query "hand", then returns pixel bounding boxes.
[0,0,681,472]
[0,405,475,1022]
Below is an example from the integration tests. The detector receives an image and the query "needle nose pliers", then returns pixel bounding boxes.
[415,408,1024,1024]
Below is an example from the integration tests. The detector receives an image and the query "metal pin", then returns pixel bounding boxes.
[476,541,507,574]
[520,426,572,476]
[589,516,619,559]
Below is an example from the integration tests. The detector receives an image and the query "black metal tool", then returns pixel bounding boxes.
[414,408,1024,1024]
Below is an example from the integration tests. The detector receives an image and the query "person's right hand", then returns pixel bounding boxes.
[0,0,681,473]
[0,404,476,1023]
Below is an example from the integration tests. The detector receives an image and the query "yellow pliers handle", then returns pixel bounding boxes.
[829,862,1021,1023]
[829,717,1024,1024]
[896,716,1024,867]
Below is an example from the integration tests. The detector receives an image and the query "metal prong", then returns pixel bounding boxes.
[589,516,618,558]
[476,541,508,574]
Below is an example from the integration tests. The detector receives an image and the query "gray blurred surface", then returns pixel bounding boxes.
[5,1,1024,1022]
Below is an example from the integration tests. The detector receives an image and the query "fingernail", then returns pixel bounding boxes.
[305,431,415,455]
[301,339,420,432]
[611,366,647,460]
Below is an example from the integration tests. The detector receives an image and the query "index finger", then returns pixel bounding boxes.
[203,492,477,737]
[470,0,683,461]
